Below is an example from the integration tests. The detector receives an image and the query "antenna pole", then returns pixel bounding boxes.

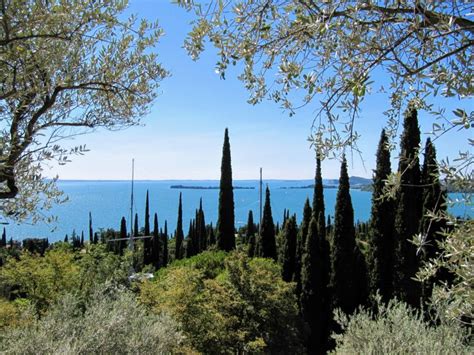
[259,167,262,236]
[130,158,135,250]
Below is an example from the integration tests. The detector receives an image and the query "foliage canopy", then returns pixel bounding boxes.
[0,0,168,222]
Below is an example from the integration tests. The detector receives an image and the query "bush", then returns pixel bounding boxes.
[165,250,228,279]
[0,248,80,311]
[140,251,305,353]
[331,295,472,354]
[0,284,185,354]
[0,244,131,313]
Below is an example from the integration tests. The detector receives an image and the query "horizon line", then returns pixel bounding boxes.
[54,176,372,182]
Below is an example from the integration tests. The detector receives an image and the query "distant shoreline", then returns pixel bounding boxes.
[170,185,255,190]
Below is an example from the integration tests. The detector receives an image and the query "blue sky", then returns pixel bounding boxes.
[48,0,472,181]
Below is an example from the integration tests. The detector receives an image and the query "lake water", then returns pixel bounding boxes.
[4,180,472,242]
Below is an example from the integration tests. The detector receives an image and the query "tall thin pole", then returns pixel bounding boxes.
[130,158,135,250]
[259,167,262,236]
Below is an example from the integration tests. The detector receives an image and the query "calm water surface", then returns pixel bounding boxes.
[5,180,472,242]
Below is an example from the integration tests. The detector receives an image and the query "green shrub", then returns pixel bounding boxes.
[331,295,472,354]
[0,248,80,311]
[141,251,305,353]
[0,244,131,313]
[0,284,185,354]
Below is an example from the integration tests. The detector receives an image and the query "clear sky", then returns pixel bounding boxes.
[47,0,472,181]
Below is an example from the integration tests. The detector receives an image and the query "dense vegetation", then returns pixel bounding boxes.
[0,1,471,353]
[1,121,472,354]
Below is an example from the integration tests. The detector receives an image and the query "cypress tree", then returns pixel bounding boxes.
[89,212,93,244]
[143,191,152,264]
[64,234,68,243]
[1,228,6,247]
[300,212,331,353]
[420,138,446,258]
[367,129,395,301]
[119,217,127,255]
[134,213,139,238]
[420,138,447,298]
[216,128,235,251]
[256,186,277,259]
[313,155,326,236]
[330,155,360,314]
[281,215,298,282]
[393,107,423,307]
[151,213,161,269]
[144,190,150,235]
[80,231,84,247]
[246,210,256,244]
[294,198,312,299]
[93,232,99,244]
[197,199,207,252]
[73,230,81,248]
[186,219,195,258]
[162,220,169,267]
[175,193,184,260]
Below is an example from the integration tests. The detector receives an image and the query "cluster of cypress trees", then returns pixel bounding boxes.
[370,107,448,308]
[101,190,171,269]
[138,190,170,269]
[63,229,85,248]
[238,108,447,352]
[185,198,213,257]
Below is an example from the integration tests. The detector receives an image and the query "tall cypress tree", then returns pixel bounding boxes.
[144,190,150,235]
[394,107,423,307]
[151,213,161,269]
[89,212,93,244]
[420,138,447,298]
[197,199,207,252]
[186,219,196,258]
[175,193,184,260]
[300,211,331,353]
[256,186,277,259]
[119,217,127,255]
[143,191,152,265]
[281,215,298,282]
[134,213,139,238]
[313,154,326,236]
[367,129,395,301]
[162,220,168,267]
[420,138,446,258]
[216,128,235,251]
[330,155,360,314]
[294,198,312,299]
